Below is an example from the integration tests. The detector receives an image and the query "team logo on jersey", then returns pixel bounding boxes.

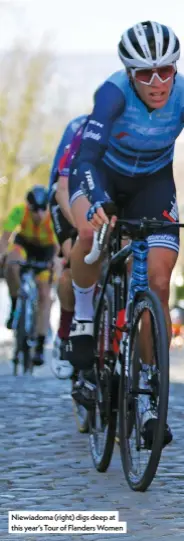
[84,170,95,190]
[163,195,179,223]
[83,129,101,141]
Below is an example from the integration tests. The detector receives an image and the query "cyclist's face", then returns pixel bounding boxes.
[31,208,47,224]
[129,71,175,109]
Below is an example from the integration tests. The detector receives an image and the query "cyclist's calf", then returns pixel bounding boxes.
[58,268,74,311]
[148,246,178,342]
[149,273,170,305]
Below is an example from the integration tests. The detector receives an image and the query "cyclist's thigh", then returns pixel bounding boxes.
[6,242,27,264]
[21,243,55,285]
[36,259,58,285]
[123,163,179,254]
[36,279,52,299]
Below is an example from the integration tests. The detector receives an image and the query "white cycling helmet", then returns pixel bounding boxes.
[118,21,180,68]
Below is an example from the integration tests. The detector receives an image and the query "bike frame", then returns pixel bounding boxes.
[94,222,150,356]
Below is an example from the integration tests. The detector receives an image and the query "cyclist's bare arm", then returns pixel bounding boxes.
[52,241,61,257]
[0,204,24,255]
[56,176,76,228]
[0,231,12,255]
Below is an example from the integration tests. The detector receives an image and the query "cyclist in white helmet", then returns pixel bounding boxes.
[66,21,183,448]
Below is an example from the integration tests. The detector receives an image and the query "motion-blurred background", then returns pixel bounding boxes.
[1,0,184,331]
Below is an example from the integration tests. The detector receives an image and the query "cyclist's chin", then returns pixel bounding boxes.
[143,91,169,109]
[147,95,168,109]
[33,216,42,225]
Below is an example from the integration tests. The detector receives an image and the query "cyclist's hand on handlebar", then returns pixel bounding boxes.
[87,202,117,231]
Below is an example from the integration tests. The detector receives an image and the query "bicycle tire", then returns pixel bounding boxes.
[12,297,25,375]
[12,356,19,376]
[23,338,33,374]
[15,298,33,374]
[119,289,169,491]
[23,296,37,373]
[88,284,117,472]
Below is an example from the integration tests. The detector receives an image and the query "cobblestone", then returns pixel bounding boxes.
[0,347,184,539]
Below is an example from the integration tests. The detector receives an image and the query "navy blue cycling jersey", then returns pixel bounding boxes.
[71,71,184,204]
[48,115,87,197]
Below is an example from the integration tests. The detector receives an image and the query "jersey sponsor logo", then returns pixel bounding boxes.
[148,234,177,241]
[127,124,177,136]
[163,210,175,223]
[84,170,95,190]
[90,119,104,128]
[83,129,101,141]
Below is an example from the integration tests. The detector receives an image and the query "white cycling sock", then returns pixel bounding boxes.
[72,281,96,321]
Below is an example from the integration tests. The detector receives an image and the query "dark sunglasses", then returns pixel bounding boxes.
[31,204,48,212]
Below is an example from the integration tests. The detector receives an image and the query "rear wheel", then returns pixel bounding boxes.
[88,285,117,472]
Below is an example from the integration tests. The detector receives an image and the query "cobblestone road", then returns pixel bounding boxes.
[1,343,184,541]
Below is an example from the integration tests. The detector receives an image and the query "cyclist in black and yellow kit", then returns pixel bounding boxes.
[0,185,59,365]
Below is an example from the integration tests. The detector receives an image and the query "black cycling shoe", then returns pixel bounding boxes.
[64,319,95,370]
[72,377,96,411]
[141,415,173,450]
[33,350,44,366]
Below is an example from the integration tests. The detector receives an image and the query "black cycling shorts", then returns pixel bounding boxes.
[14,233,55,269]
[69,160,179,253]
[49,190,77,247]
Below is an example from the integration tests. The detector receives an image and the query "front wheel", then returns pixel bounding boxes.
[23,339,33,374]
[119,289,169,491]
